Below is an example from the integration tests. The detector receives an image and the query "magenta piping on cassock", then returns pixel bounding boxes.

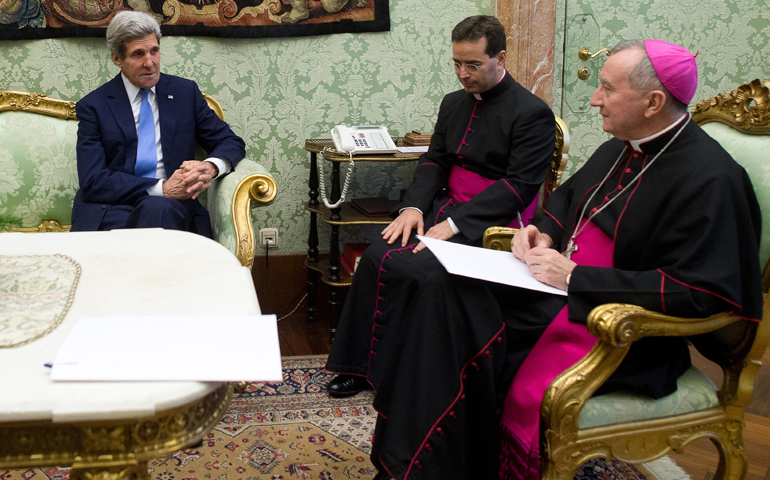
[402,323,507,480]
[367,243,419,377]
[456,101,481,156]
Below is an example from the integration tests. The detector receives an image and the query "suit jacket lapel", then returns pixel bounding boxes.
[105,74,138,173]
[155,74,177,178]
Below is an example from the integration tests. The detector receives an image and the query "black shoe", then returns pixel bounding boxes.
[327,374,371,398]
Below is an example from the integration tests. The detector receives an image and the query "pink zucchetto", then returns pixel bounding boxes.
[644,39,698,104]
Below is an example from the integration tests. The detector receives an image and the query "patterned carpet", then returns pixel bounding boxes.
[2,355,674,480]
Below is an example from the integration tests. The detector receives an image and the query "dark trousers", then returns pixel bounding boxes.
[99,196,203,236]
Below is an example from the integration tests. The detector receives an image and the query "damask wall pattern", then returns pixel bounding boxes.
[3,0,767,253]
[555,0,770,179]
[0,0,491,254]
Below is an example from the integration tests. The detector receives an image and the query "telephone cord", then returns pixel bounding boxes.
[318,147,355,209]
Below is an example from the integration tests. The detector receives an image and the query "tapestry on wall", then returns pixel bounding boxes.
[0,0,389,40]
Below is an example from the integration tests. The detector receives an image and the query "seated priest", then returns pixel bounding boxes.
[333,39,765,480]
[325,15,556,394]
[71,11,245,237]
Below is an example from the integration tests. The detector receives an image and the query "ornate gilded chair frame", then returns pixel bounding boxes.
[485,79,770,480]
[0,90,276,268]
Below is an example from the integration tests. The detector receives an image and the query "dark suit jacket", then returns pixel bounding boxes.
[71,73,246,236]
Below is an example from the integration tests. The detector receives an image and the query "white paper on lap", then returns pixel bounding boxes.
[417,236,567,296]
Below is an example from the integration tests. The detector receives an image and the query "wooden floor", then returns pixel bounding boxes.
[276,301,770,480]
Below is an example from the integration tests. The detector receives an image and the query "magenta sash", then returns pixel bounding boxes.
[446,166,538,228]
[499,220,614,480]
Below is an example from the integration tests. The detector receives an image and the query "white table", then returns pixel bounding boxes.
[0,229,262,480]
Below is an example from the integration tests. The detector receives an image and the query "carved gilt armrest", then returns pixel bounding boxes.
[482,226,519,251]
[205,160,277,269]
[541,304,739,442]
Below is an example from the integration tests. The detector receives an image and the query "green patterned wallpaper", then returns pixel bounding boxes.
[555,0,770,179]
[0,0,491,254]
[3,0,768,254]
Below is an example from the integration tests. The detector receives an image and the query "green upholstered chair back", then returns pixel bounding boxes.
[0,92,78,231]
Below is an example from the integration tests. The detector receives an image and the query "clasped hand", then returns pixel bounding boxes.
[380,208,454,253]
[162,160,217,200]
[513,225,575,291]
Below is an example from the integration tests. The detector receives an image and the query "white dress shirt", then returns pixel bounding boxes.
[121,74,231,196]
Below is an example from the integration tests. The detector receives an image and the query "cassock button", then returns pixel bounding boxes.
[633,153,640,158]
[415,460,422,468]
[590,208,598,215]
[449,411,457,418]
[470,362,478,370]
[485,351,491,357]
[625,168,632,173]
[425,444,432,451]
[603,196,610,203]
[497,337,502,343]
[462,374,467,380]
[616,185,623,191]
[461,394,466,400]
[436,428,444,435]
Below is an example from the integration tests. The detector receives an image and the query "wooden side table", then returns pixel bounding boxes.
[303,139,421,339]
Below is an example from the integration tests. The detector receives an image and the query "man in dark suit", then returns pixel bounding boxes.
[71,11,245,237]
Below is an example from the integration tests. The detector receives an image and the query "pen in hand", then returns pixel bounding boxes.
[517,212,524,229]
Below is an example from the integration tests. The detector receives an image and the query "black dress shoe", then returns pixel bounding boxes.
[327,374,371,398]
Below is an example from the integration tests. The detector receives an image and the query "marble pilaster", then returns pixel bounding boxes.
[498,0,557,106]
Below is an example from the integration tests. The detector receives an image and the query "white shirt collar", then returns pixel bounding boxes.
[474,69,507,100]
[628,113,688,151]
[120,73,156,101]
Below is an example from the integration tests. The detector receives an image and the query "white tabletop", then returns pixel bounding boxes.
[0,229,261,423]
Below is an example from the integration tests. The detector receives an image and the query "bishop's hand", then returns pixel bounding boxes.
[512,225,552,261]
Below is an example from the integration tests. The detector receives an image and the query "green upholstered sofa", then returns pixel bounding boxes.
[0,90,276,269]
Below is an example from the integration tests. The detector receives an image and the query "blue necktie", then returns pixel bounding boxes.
[135,88,158,178]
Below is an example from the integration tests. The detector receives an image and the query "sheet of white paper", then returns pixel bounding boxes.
[396,146,430,153]
[51,316,282,382]
[417,236,567,296]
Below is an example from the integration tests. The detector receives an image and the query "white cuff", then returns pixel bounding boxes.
[399,207,424,215]
[205,157,232,179]
[147,179,164,197]
[447,217,460,235]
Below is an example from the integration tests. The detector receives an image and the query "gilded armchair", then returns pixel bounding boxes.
[483,79,770,479]
[0,90,276,269]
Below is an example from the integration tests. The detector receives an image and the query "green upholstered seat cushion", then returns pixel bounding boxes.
[578,365,719,429]
[0,110,79,228]
[701,121,770,267]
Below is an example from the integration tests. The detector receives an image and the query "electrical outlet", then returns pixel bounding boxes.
[259,228,278,248]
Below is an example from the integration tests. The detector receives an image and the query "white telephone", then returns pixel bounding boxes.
[331,125,398,154]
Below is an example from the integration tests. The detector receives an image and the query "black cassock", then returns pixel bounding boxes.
[329,110,763,479]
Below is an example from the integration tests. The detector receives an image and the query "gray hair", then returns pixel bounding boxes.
[107,11,162,60]
[610,39,687,115]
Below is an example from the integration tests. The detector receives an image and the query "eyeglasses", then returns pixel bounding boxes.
[451,61,482,73]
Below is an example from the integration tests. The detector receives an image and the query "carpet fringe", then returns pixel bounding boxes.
[642,456,693,480]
